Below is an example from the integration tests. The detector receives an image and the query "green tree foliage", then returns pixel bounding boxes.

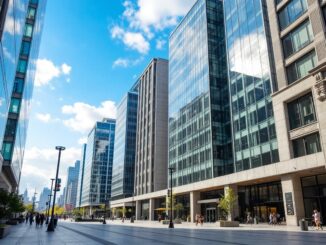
[0,189,25,219]
[218,188,237,220]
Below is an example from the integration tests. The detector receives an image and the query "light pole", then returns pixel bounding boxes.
[47,146,65,232]
[168,167,175,228]
[103,194,108,224]
[31,190,37,214]
[46,178,55,225]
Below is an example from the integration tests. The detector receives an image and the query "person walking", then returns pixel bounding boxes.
[25,213,29,224]
[35,213,40,227]
[29,213,34,225]
[313,209,323,230]
[40,214,45,226]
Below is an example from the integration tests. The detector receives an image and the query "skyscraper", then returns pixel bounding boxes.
[63,160,80,211]
[134,58,169,196]
[38,187,50,211]
[76,144,86,208]
[111,87,138,200]
[80,119,115,215]
[0,0,46,192]
[169,0,232,187]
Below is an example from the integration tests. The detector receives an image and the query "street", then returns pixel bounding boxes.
[2,221,326,245]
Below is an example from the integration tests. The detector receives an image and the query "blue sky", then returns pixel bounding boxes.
[20,0,196,200]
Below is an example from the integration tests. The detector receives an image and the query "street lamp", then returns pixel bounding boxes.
[46,178,55,225]
[103,194,109,224]
[32,190,37,214]
[47,146,65,232]
[168,167,175,229]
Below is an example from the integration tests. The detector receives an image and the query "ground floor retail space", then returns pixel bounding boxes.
[112,170,326,226]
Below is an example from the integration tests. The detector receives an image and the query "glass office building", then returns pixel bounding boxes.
[76,144,86,208]
[64,160,80,210]
[111,89,138,200]
[169,0,232,187]
[80,119,115,210]
[0,0,46,191]
[224,0,278,172]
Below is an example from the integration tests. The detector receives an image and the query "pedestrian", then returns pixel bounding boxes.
[312,209,323,230]
[29,213,34,225]
[40,214,45,226]
[195,214,199,226]
[200,215,204,226]
[269,213,272,225]
[25,213,29,224]
[35,213,40,227]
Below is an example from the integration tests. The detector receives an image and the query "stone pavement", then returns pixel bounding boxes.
[1,220,326,245]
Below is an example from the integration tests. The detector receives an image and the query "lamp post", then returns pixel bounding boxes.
[168,167,175,228]
[46,178,55,225]
[31,190,37,214]
[103,194,108,224]
[47,146,65,232]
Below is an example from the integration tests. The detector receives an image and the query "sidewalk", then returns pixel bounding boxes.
[72,219,325,233]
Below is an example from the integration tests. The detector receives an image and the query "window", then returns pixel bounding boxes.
[286,51,317,84]
[287,92,316,129]
[278,0,308,30]
[282,21,313,58]
[20,41,31,56]
[9,98,20,113]
[17,59,27,73]
[2,142,12,160]
[27,7,36,19]
[13,78,24,93]
[292,133,321,158]
[24,24,33,37]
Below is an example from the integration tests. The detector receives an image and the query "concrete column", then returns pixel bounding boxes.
[149,198,155,221]
[135,200,141,220]
[281,174,305,226]
[224,184,239,221]
[190,191,201,223]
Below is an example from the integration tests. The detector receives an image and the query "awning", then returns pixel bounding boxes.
[197,198,219,204]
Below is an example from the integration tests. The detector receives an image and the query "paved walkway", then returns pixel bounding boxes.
[1,220,325,245]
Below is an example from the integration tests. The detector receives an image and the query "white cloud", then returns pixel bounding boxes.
[36,113,51,123]
[62,100,117,133]
[35,59,72,87]
[156,39,166,50]
[20,147,82,196]
[61,63,72,75]
[78,137,87,145]
[111,25,150,54]
[124,0,196,31]
[112,57,143,68]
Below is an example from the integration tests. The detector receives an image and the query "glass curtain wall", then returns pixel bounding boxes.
[224,0,279,172]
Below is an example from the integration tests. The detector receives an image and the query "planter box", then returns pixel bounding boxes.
[0,225,11,239]
[217,221,239,227]
[6,220,18,225]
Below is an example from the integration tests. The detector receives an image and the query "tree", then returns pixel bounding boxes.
[25,204,33,213]
[72,208,82,218]
[0,189,25,220]
[218,188,237,221]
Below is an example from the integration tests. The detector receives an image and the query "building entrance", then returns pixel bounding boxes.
[206,208,216,222]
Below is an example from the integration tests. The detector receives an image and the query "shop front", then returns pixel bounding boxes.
[301,174,326,224]
[238,181,284,223]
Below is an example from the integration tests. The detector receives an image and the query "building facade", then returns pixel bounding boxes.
[63,160,80,211]
[134,58,169,197]
[0,0,46,192]
[38,187,50,211]
[111,0,326,227]
[80,119,115,215]
[76,144,86,208]
[111,89,138,200]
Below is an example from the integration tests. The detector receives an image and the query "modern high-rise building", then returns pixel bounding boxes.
[133,58,168,197]
[111,0,326,226]
[0,0,46,192]
[169,0,232,188]
[80,119,115,215]
[111,87,138,200]
[63,160,80,211]
[76,144,86,208]
[38,187,50,211]
[22,188,30,204]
